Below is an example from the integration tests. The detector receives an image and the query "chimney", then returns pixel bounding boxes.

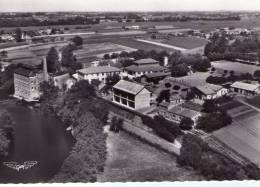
[164,56,169,67]
[43,57,49,81]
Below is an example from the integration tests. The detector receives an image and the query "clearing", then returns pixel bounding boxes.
[97,130,203,182]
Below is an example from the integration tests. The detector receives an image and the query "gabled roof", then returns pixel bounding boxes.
[77,66,121,75]
[231,81,259,92]
[134,58,158,65]
[113,80,149,95]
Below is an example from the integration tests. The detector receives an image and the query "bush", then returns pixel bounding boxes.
[165,82,171,88]
[110,116,123,133]
[179,117,194,130]
[173,85,181,90]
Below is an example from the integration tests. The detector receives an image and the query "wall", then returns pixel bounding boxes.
[109,110,181,156]
[134,89,151,109]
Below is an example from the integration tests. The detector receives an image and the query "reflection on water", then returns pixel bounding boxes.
[0,101,75,183]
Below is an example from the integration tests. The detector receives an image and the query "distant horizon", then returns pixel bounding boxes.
[1,0,260,12]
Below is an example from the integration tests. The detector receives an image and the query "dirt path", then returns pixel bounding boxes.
[97,128,204,182]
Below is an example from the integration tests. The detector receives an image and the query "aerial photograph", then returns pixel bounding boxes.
[1,0,260,184]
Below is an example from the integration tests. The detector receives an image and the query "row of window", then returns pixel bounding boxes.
[114,96,135,108]
[114,89,135,101]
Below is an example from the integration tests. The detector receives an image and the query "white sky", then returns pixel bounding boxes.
[1,0,260,12]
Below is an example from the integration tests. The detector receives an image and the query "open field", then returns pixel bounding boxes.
[171,72,211,87]
[211,60,260,75]
[98,130,203,182]
[74,42,136,59]
[136,39,186,51]
[161,36,209,49]
[0,42,28,50]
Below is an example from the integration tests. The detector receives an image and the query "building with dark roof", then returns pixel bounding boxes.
[192,84,228,100]
[112,80,151,110]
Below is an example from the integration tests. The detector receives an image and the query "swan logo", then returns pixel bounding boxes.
[3,161,38,172]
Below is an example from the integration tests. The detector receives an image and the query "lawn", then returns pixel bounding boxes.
[161,36,209,49]
[98,130,203,182]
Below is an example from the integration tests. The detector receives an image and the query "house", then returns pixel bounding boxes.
[230,81,260,96]
[77,66,122,84]
[112,80,151,110]
[158,103,201,124]
[13,60,48,102]
[193,84,228,100]
[53,73,76,90]
[123,58,168,79]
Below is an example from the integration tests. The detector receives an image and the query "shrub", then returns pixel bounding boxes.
[165,82,172,88]
[173,85,181,90]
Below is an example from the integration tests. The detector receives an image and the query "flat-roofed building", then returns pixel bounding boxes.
[77,66,122,83]
[230,81,260,96]
[112,80,151,110]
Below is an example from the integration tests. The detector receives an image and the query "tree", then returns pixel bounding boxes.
[68,80,96,100]
[171,63,189,77]
[0,131,10,157]
[202,99,217,113]
[61,44,78,70]
[40,80,59,102]
[110,116,123,133]
[46,47,59,73]
[106,74,120,86]
[180,117,194,130]
[15,28,22,42]
[156,90,170,103]
[72,36,83,47]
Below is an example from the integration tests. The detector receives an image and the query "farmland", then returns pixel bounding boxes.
[98,130,203,182]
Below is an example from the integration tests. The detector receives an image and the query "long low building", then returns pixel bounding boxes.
[77,66,122,83]
[230,81,260,96]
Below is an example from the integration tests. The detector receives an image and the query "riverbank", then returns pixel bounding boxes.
[43,96,108,182]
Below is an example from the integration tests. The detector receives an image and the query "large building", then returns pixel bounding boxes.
[112,80,151,110]
[77,66,122,83]
[13,60,48,102]
[123,58,168,79]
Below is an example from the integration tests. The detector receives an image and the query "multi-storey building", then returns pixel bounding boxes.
[77,66,122,83]
[13,59,48,102]
[112,80,151,110]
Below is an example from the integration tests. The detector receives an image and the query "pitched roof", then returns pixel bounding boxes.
[113,80,148,95]
[168,106,201,119]
[77,66,121,75]
[134,58,158,65]
[231,81,259,91]
[195,84,223,95]
[125,65,167,72]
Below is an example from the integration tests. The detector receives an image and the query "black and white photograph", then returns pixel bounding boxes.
[1,0,260,185]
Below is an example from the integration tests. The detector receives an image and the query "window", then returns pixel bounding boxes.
[129,101,135,108]
[128,94,135,101]
[122,98,127,105]
[114,96,120,102]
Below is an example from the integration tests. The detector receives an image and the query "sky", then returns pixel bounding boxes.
[1,0,260,12]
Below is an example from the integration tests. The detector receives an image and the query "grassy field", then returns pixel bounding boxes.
[98,130,203,182]
[161,36,209,49]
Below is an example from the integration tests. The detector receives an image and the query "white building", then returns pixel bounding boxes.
[113,80,151,110]
[77,66,122,83]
